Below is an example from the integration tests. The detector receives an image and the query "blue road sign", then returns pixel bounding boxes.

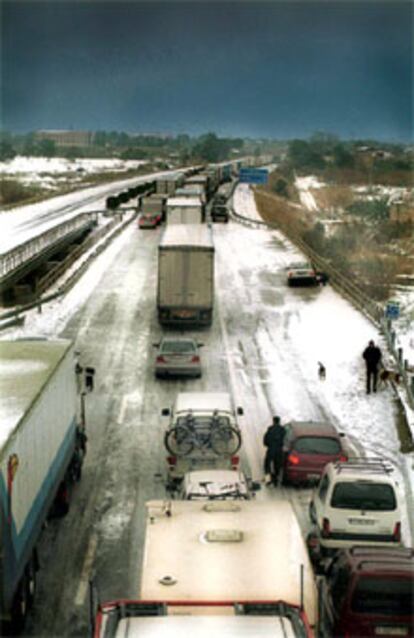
[385,301,400,320]
[239,168,268,185]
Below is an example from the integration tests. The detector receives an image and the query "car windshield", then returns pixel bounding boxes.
[293,436,341,455]
[161,341,196,354]
[331,482,397,510]
[351,577,413,615]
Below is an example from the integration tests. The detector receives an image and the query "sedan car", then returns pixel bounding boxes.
[138,213,161,229]
[154,337,203,378]
[286,262,319,286]
[281,421,348,486]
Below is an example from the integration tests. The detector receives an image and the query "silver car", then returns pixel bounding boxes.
[154,337,203,378]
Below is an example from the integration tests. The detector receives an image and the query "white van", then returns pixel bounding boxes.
[309,459,403,555]
[162,392,243,489]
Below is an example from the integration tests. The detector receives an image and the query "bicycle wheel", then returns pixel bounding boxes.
[164,426,194,456]
[210,426,241,455]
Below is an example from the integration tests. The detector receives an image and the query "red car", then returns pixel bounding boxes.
[138,213,161,229]
[282,421,348,486]
[319,546,414,637]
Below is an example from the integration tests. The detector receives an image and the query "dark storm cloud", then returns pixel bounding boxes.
[2,0,413,140]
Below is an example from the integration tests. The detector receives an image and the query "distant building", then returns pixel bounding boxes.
[35,130,93,148]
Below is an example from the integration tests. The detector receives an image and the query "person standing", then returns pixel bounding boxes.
[362,340,382,394]
[263,416,286,486]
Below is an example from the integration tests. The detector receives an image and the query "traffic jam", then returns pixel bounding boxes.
[1,162,413,638]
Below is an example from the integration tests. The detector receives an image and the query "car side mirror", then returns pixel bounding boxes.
[197,342,204,347]
[339,432,345,437]
[250,480,261,492]
[237,407,244,416]
[161,408,170,417]
[85,367,95,392]
[152,342,160,347]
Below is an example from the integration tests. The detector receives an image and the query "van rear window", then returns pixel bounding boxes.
[331,482,396,510]
[351,577,413,615]
[293,437,340,455]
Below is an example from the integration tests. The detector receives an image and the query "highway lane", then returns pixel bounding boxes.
[21,187,412,637]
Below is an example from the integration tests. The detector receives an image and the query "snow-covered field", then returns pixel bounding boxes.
[0,156,149,191]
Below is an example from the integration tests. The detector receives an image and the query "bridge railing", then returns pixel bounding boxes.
[0,212,97,282]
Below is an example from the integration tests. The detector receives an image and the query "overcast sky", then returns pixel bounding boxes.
[2,0,413,141]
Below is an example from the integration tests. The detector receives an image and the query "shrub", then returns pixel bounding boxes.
[0,179,43,206]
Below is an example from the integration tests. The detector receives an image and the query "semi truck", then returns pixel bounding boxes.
[166,197,204,224]
[92,500,317,637]
[157,224,214,327]
[0,338,93,631]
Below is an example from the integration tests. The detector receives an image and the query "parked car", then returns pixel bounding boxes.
[211,205,229,223]
[308,458,402,559]
[154,337,203,378]
[139,213,161,229]
[318,546,414,638]
[281,421,348,486]
[286,262,318,286]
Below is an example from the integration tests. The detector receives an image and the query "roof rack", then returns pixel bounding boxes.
[333,457,394,475]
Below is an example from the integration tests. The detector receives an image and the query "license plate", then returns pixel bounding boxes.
[348,518,375,525]
[375,627,408,636]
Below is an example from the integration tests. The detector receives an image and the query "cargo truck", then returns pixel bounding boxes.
[92,500,317,637]
[157,224,214,327]
[166,197,204,224]
[0,338,94,631]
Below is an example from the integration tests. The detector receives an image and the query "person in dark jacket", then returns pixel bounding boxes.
[263,416,286,486]
[362,340,382,394]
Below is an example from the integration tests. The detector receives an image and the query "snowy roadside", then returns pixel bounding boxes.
[233,183,414,544]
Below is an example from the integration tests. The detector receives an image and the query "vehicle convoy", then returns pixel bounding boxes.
[0,338,93,631]
[92,499,317,637]
[161,392,243,489]
[166,196,204,224]
[157,224,214,327]
[317,546,414,637]
[308,459,403,561]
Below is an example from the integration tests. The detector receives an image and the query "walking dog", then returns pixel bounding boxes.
[379,367,401,388]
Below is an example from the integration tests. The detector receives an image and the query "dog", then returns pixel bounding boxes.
[318,362,326,380]
[379,368,401,387]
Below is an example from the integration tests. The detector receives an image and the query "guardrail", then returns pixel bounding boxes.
[231,188,414,417]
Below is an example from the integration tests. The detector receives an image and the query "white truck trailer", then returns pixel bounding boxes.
[157,224,214,327]
[166,197,204,224]
[0,338,93,631]
[92,500,317,637]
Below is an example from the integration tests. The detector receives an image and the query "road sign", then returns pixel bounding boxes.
[239,168,268,185]
[385,301,400,320]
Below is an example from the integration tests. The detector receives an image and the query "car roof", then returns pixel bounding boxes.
[287,421,339,438]
[344,547,414,574]
[326,459,396,481]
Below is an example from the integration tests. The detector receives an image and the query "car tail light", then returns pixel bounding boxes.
[156,356,166,363]
[321,517,331,538]
[339,454,348,462]
[393,521,401,542]
[231,455,240,468]
[167,456,177,466]
[287,452,300,465]
[191,356,200,363]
